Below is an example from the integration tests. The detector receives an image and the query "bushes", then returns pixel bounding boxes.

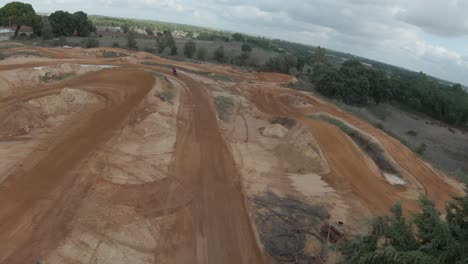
[127,31,138,50]
[183,40,196,58]
[339,193,468,264]
[263,54,298,74]
[81,33,99,48]
[197,47,206,60]
[213,46,225,63]
[214,96,234,121]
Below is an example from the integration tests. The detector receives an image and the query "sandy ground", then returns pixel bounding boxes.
[0,43,464,264]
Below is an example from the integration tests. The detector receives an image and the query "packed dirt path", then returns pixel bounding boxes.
[0,69,155,262]
[158,74,263,263]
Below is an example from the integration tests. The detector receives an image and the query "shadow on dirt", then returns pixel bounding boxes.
[252,191,330,263]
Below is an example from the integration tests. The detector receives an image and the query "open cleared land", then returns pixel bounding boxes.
[0,42,464,263]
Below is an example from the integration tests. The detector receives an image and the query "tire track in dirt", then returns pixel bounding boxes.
[156,73,264,263]
[0,68,154,263]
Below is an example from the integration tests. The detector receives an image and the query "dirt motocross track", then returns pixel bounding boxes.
[0,43,463,263]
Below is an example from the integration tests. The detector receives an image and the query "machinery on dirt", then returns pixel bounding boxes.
[172,67,178,76]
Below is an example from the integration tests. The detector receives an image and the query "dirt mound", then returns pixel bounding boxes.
[261,124,288,138]
[0,103,46,137]
[275,125,329,174]
[27,88,98,116]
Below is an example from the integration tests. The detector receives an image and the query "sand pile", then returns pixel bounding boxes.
[0,103,46,137]
[28,88,98,116]
[261,124,288,138]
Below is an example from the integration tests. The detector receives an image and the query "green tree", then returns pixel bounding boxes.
[41,16,53,39]
[183,40,196,58]
[145,27,154,35]
[197,47,206,61]
[232,33,245,42]
[121,24,130,33]
[163,30,175,49]
[48,11,75,36]
[213,45,225,63]
[81,32,99,48]
[263,54,298,74]
[241,43,252,53]
[170,46,177,55]
[339,194,468,264]
[127,31,138,50]
[73,11,94,37]
[0,1,39,38]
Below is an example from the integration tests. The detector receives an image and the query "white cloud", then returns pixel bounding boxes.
[1,0,467,84]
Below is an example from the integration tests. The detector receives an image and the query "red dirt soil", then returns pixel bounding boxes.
[0,45,462,263]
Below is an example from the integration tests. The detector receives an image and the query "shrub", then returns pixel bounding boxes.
[183,40,196,58]
[170,46,177,55]
[241,43,252,53]
[213,45,225,63]
[197,47,206,60]
[127,31,138,50]
[157,89,173,102]
[416,143,427,155]
[407,130,418,136]
[214,96,234,121]
[339,194,468,264]
[112,42,119,48]
[81,33,99,48]
[263,54,298,74]
[271,116,296,128]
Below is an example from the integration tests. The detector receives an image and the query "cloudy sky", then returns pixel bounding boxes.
[2,0,468,85]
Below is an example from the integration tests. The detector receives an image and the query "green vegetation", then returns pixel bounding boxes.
[127,31,138,50]
[0,2,41,37]
[312,114,399,175]
[39,72,74,83]
[339,193,468,264]
[214,96,234,121]
[263,54,298,74]
[170,46,177,55]
[454,171,468,184]
[156,31,176,54]
[197,47,206,61]
[271,116,296,129]
[81,33,99,48]
[89,15,208,34]
[313,56,468,126]
[102,50,123,58]
[157,87,174,102]
[48,10,95,37]
[241,43,252,53]
[183,40,196,58]
[213,45,225,63]
[416,143,427,155]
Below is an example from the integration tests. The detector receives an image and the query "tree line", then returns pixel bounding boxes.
[0,1,95,39]
[310,49,468,126]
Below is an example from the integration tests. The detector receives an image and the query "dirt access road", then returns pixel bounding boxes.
[0,43,463,263]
